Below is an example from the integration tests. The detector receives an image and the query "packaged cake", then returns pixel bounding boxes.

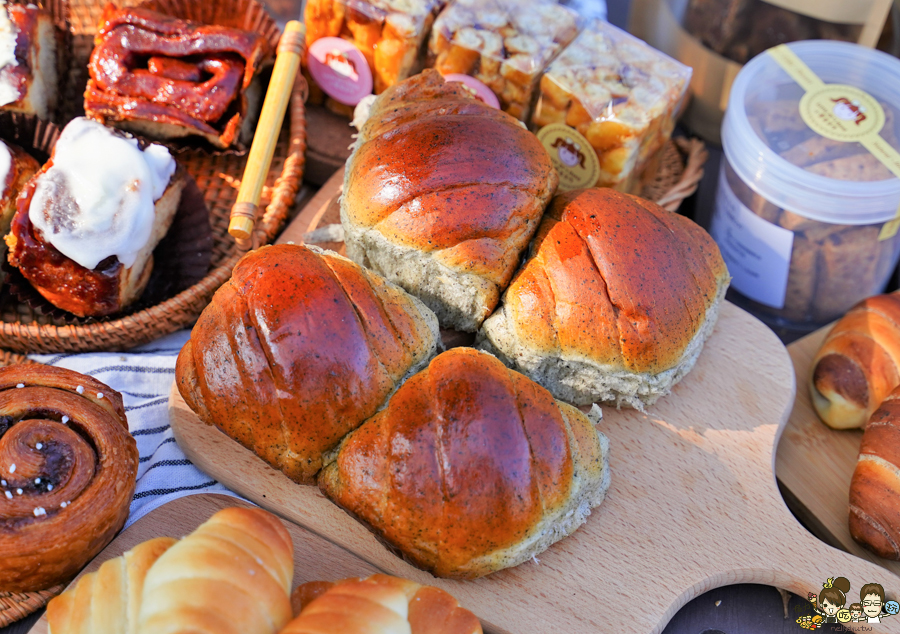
[532,20,691,192]
[427,0,580,121]
[304,0,446,110]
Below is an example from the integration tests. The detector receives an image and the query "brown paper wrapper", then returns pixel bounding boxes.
[73,0,283,155]
[0,113,213,325]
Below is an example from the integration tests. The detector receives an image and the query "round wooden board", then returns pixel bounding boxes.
[26,494,381,634]
[169,302,900,634]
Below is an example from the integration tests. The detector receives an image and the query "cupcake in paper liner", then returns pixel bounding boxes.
[80,0,281,153]
[0,113,212,325]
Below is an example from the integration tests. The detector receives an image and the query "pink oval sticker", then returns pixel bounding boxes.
[308,37,373,106]
[443,73,500,109]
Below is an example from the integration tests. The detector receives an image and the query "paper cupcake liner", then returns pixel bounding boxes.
[0,114,213,326]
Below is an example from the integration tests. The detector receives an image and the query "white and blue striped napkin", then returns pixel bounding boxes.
[30,331,240,528]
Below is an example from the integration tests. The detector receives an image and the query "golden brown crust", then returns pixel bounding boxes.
[810,292,900,429]
[176,244,439,484]
[496,188,729,373]
[0,364,137,593]
[283,574,482,634]
[319,348,604,579]
[850,388,900,559]
[1,142,39,236]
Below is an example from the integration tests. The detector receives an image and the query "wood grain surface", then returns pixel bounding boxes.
[169,301,900,634]
[27,494,381,634]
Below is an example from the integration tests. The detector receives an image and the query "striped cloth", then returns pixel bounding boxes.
[30,331,239,528]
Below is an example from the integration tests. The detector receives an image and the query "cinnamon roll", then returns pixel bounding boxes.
[0,0,60,120]
[84,4,271,149]
[6,117,186,318]
[0,139,38,237]
[0,364,138,593]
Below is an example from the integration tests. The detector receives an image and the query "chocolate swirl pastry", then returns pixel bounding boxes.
[0,364,138,592]
[84,5,271,149]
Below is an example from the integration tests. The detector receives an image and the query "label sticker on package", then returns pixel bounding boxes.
[308,37,373,106]
[536,123,600,191]
[442,74,500,109]
[710,169,794,309]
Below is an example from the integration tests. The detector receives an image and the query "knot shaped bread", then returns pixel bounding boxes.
[341,69,559,332]
[477,187,730,408]
[84,5,271,149]
[176,244,441,484]
[0,364,137,592]
[319,347,610,578]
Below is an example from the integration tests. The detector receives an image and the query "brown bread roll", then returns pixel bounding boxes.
[284,574,483,634]
[810,292,900,430]
[0,364,138,593]
[477,187,730,408]
[341,69,558,332]
[849,386,900,559]
[319,347,610,579]
[176,244,440,484]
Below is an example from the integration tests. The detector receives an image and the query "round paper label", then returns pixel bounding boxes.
[799,84,886,142]
[307,37,373,106]
[442,73,500,109]
[536,123,600,191]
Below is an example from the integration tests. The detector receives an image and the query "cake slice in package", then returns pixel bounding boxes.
[427,0,580,121]
[532,20,691,192]
[304,0,447,113]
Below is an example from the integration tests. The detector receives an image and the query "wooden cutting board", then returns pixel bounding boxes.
[169,300,900,634]
[26,494,381,634]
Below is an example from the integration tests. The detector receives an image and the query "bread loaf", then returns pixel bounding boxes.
[810,291,900,429]
[477,188,729,408]
[283,574,483,634]
[849,386,900,558]
[341,69,558,332]
[319,347,610,578]
[176,244,440,483]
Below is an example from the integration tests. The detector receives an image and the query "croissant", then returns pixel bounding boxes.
[0,364,138,592]
[176,244,440,484]
[46,537,177,634]
[810,291,900,429]
[319,347,610,578]
[849,386,900,558]
[283,574,483,634]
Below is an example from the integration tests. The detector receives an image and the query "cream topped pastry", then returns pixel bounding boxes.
[28,117,176,270]
[0,140,11,187]
[0,1,19,107]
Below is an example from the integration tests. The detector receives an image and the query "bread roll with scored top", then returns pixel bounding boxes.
[850,386,900,559]
[176,244,440,484]
[46,537,177,634]
[341,69,558,332]
[6,117,185,317]
[0,1,59,120]
[284,574,482,634]
[319,347,610,579]
[810,291,900,429]
[0,139,39,237]
[477,187,730,409]
[136,507,293,634]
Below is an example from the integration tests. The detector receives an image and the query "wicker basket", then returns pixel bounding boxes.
[0,0,306,354]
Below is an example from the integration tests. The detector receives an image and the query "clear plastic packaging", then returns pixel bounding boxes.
[532,20,691,192]
[304,0,446,99]
[427,0,580,121]
[711,41,900,337]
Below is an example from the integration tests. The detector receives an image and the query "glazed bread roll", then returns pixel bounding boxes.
[477,188,730,408]
[176,244,440,484]
[810,292,900,429]
[0,364,138,592]
[341,69,558,332]
[320,347,610,578]
[849,386,900,559]
[0,139,39,237]
[0,1,59,120]
[46,537,177,634]
[137,507,293,634]
[284,574,482,634]
[6,117,185,317]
